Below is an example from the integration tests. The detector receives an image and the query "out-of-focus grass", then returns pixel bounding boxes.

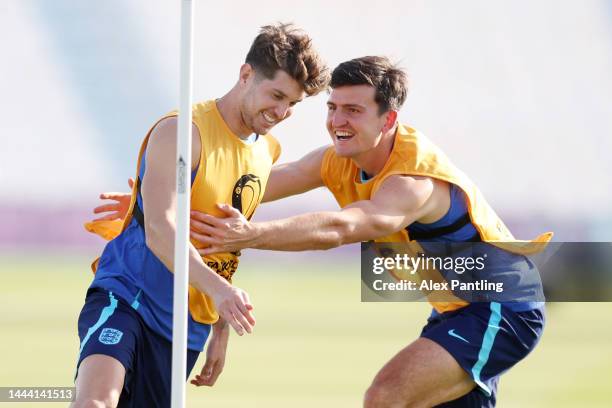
[0,254,610,407]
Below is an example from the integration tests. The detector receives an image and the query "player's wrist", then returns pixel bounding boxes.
[249,222,266,248]
[212,318,230,336]
[193,264,231,297]
[208,276,231,297]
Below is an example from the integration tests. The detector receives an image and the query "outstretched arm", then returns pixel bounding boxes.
[191,175,439,254]
[143,117,255,335]
[262,145,328,202]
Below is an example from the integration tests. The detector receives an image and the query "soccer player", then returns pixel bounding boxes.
[186,56,553,407]
[73,24,329,408]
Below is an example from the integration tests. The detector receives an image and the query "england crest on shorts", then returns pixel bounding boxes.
[99,328,123,345]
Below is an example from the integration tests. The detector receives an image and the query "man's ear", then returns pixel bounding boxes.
[382,110,398,133]
[239,63,254,85]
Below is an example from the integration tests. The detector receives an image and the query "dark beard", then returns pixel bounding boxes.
[238,100,257,135]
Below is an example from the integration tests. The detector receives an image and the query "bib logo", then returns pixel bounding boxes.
[205,259,239,280]
[99,328,123,345]
[232,174,261,220]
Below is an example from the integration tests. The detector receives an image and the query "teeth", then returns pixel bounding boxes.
[335,130,354,140]
[262,112,276,124]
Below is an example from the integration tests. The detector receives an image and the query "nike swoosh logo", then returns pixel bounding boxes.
[448,329,470,344]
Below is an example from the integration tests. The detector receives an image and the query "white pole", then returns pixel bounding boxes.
[171,0,193,407]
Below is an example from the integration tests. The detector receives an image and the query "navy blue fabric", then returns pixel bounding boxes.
[409,184,479,242]
[408,183,543,312]
[91,147,209,351]
[422,302,545,407]
[77,288,206,407]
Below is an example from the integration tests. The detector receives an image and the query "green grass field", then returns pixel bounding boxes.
[1,254,611,407]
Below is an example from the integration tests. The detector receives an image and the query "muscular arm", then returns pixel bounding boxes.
[262,145,328,202]
[142,117,255,335]
[192,175,443,254]
[252,175,435,250]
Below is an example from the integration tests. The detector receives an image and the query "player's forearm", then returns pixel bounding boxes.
[250,212,358,251]
[211,317,230,340]
[145,218,229,295]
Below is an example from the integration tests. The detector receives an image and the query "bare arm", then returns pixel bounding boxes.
[190,317,229,387]
[142,117,255,335]
[191,175,441,253]
[262,145,328,202]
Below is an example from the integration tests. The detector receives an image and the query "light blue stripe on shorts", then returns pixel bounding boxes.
[471,302,502,396]
[78,292,118,356]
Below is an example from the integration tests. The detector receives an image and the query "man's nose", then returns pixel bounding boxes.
[274,103,290,120]
[330,111,347,128]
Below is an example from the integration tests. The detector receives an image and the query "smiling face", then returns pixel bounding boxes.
[239,66,305,135]
[326,85,393,158]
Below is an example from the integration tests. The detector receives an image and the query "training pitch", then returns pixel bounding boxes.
[0,253,610,407]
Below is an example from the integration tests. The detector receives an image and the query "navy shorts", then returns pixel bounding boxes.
[76,288,205,407]
[421,302,545,408]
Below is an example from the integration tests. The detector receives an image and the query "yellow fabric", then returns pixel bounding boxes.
[84,219,123,241]
[85,100,281,324]
[320,124,553,313]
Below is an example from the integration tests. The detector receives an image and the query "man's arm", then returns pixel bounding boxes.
[262,145,328,202]
[191,175,441,254]
[143,117,255,335]
[190,317,229,387]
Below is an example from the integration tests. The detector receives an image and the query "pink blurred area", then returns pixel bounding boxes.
[0,204,100,251]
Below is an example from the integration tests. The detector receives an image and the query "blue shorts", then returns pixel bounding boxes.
[76,288,208,407]
[421,302,545,408]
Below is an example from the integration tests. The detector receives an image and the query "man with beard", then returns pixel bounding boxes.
[73,23,329,408]
[188,56,551,407]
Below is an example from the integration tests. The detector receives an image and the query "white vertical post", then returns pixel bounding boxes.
[171,0,194,407]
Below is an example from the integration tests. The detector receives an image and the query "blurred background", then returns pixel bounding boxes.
[1,0,611,406]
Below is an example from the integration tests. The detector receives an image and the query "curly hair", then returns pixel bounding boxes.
[245,23,330,96]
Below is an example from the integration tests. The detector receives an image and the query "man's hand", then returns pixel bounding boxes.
[210,283,256,336]
[191,318,230,387]
[190,204,260,256]
[92,178,135,221]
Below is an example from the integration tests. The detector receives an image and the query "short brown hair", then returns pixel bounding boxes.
[330,56,408,114]
[245,23,330,96]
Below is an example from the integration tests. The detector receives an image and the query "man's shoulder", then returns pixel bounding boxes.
[192,99,216,116]
[396,123,430,148]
